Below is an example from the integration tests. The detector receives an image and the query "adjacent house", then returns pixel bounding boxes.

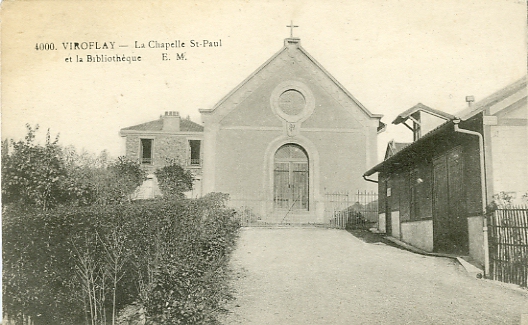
[363,76,527,266]
[119,111,204,198]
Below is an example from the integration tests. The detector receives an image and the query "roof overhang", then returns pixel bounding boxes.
[377,121,387,134]
[119,130,204,137]
[458,81,527,120]
[365,76,527,178]
[363,120,455,177]
[392,103,455,125]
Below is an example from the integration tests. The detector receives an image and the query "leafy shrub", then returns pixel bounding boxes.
[154,161,194,197]
[1,124,66,210]
[3,193,240,325]
[96,156,145,204]
[62,153,145,206]
[2,126,145,209]
[2,206,86,324]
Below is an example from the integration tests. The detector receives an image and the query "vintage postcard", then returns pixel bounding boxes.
[2,0,527,324]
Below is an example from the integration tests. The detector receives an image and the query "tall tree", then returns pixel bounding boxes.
[2,124,65,210]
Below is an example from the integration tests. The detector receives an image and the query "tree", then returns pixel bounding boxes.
[154,161,194,197]
[60,148,144,206]
[104,156,145,204]
[2,124,66,210]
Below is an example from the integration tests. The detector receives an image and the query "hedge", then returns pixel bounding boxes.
[3,193,240,325]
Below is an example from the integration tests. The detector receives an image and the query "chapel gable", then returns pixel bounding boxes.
[202,37,383,131]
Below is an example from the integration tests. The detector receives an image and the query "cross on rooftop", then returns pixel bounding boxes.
[287,21,299,38]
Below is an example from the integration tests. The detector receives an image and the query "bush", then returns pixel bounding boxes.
[62,153,145,206]
[2,126,145,209]
[3,193,240,325]
[1,125,65,210]
[96,156,145,204]
[154,161,194,197]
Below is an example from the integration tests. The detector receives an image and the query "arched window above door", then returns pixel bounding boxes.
[274,144,308,162]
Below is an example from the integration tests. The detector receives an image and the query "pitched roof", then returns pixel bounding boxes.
[121,117,204,133]
[364,121,454,176]
[456,76,526,120]
[364,75,527,177]
[202,38,383,120]
[391,141,410,154]
[392,103,455,125]
[384,140,411,160]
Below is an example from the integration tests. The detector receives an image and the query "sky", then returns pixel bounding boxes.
[1,0,526,162]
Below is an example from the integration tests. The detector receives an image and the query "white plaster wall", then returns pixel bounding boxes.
[401,220,434,252]
[391,211,400,239]
[421,113,446,136]
[468,216,485,268]
[490,125,528,198]
[378,213,386,233]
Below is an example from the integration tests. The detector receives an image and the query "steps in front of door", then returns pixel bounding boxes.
[254,211,323,226]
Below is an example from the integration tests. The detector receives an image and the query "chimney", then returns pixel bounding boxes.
[465,96,475,107]
[162,111,181,131]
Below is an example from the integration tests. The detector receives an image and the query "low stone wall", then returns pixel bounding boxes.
[467,216,485,267]
[378,213,386,233]
[401,219,434,252]
[391,211,400,239]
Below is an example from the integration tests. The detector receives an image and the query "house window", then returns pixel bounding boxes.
[189,140,201,166]
[410,163,433,221]
[140,139,153,164]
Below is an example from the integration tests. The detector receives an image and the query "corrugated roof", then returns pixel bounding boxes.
[121,118,204,133]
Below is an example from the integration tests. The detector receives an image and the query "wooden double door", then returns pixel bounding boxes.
[433,146,468,254]
[274,144,309,211]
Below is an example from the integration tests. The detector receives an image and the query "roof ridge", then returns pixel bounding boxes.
[205,38,382,120]
[456,76,527,120]
[120,116,204,133]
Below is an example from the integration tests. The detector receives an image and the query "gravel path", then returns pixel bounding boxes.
[222,227,528,325]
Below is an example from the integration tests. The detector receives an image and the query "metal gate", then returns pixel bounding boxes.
[488,206,528,288]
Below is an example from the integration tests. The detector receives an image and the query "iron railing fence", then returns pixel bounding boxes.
[488,205,528,288]
[227,190,378,227]
[188,158,202,166]
[326,190,378,229]
[227,194,269,226]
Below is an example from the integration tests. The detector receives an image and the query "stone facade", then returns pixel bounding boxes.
[125,135,190,170]
[120,111,204,197]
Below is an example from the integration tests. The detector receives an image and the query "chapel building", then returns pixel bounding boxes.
[121,37,384,223]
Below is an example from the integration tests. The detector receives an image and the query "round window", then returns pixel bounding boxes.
[278,89,306,116]
[270,81,315,123]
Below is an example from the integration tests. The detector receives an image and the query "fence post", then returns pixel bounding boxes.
[483,216,490,278]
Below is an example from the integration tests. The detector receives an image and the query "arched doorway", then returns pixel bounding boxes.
[274,144,309,211]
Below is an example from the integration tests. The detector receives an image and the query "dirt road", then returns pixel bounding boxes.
[222,227,528,325]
